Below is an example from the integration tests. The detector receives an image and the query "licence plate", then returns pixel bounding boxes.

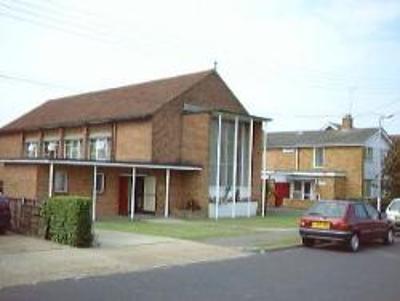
[311,221,330,230]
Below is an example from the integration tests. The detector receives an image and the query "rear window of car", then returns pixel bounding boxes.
[389,200,400,211]
[306,202,347,218]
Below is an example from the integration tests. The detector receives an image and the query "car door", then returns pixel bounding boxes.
[365,203,387,239]
[353,203,373,241]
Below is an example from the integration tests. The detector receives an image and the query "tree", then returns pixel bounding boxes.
[383,138,400,201]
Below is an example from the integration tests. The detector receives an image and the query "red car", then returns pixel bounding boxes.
[0,195,10,234]
[299,200,394,252]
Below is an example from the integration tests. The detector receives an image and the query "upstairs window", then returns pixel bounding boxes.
[364,180,373,198]
[43,141,59,158]
[314,147,325,168]
[64,140,81,159]
[89,138,111,161]
[365,147,373,162]
[25,141,39,158]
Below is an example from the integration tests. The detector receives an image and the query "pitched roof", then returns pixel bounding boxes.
[1,70,216,132]
[267,128,379,148]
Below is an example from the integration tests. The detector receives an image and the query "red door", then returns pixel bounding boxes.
[275,183,290,207]
[119,177,129,216]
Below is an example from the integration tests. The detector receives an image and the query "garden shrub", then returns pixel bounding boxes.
[41,196,93,247]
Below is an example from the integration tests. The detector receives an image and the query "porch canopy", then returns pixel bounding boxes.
[0,158,202,221]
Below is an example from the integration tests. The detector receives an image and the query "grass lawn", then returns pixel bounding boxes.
[95,210,303,241]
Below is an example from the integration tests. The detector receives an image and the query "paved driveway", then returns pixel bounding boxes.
[0,230,245,289]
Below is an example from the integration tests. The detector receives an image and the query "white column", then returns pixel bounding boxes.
[165,169,170,218]
[48,162,54,198]
[92,166,97,222]
[130,167,136,220]
[215,114,222,220]
[247,118,254,218]
[261,122,267,217]
[232,117,239,218]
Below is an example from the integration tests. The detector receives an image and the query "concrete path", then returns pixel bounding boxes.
[0,230,246,290]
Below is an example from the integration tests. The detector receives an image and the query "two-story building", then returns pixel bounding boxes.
[264,115,391,207]
[0,70,270,219]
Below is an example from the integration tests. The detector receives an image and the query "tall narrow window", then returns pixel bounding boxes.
[365,147,373,162]
[64,140,81,159]
[43,141,59,158]
[89,138,111,161]
[314,147,325,168]
[25,141,39,158]
[54,171,68,193]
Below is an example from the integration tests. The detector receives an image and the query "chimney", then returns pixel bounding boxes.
[341,114,353,130]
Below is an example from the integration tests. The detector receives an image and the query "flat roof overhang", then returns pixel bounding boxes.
[262,170,346,179]
[0,158,202,171]
[183,107,272,123]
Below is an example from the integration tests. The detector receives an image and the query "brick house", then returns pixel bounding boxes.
[0,70,270,219]
[264,115,392,207]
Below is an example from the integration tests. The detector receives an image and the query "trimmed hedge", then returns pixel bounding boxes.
[41,196,93,247]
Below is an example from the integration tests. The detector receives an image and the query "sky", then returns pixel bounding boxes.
[0,0,399,134]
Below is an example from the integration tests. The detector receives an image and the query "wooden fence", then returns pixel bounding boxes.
[8,197,42,236]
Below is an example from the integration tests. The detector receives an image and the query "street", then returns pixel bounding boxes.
[1,240,399,301]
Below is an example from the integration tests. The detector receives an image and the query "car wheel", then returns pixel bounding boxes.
[349,234,360,252]
[383,229,394,245]
[302,238,314,247]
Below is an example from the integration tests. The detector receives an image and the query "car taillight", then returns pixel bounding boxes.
[334,221,350,231]
[300,219,307,227]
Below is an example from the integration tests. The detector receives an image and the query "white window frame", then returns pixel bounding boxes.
[54,171,68,193]
[90,137,111,161]
[96,173,105,194]
[43,140,59,158]
[365,147,373,162]
[25,141,39,158]
[64,139,81,160]
[313,147,325,168]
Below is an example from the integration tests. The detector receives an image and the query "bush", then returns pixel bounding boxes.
[41,196,93,247]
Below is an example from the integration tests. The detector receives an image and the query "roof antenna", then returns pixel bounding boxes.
[213,60,218,71]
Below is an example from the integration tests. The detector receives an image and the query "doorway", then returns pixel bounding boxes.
[118,175,156,216]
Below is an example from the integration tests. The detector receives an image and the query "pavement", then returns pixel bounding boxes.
[0,229,246,289]
[2,238,399,301]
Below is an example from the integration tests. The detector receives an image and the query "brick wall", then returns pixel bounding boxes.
[116,120,152,161]
[266,148,296,171]
[252,121,263,204]
[0,133,23,158]
[0,164,39,199]
[266,145,364,200]
[181,113,210,212]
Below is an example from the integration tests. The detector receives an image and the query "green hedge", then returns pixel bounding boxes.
[41,196,93,247]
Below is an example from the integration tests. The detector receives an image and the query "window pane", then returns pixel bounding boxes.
[354,204,368,219]
[306,202,347,218]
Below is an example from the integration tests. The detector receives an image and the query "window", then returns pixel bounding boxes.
[306,202,347,218]
[25,141,39,158]
[365,147,373,162]
[89,138,111,161]
[365,204,379,220]
[354,204,368,219]
[292,181,302,199]
[314,147,325,167]
[208,118,250,203]
[43,141,59,158]
[64,140,81,159]
[364,180,373,198]
[54,171,68,193]
[96,173,105,194]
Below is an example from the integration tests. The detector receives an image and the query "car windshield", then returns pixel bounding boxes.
[306,202,347,218]
[389,200,400,211]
